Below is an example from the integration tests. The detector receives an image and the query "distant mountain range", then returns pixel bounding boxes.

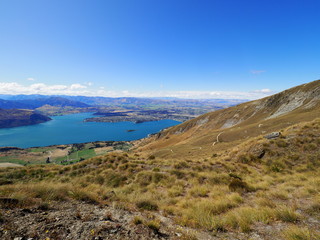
[0,97,89,110]
[0,94,246,109]
[0,95,248,127]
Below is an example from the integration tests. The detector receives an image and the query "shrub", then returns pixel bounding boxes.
[276,139,288,148]
[69,188,99,204]
[136,200,158,211]
[168,185,184,197]
[269,160,286,172]
[152,172,166,184]
[306,199,320,215]
[238,154,255,164]
[170,170,185,179]
[189,186,209,197]
[132,216,144,225]
[223,206,275,232]
[104,171,127,187]
[174,161,189,169]
[275,207,300,222]
[228,179,252,192]
[135,171,153,186]
[38,201,50,210]
[145,220,160,233]
[283,226,315,240]
[95,175,105,185]
[303,143,317,151]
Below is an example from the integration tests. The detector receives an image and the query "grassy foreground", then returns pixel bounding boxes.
[0,119,320,239]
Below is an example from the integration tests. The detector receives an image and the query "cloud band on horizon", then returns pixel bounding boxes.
[0,82,274,100]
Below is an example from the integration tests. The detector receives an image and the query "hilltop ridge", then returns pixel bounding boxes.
[139,79,320,158]
[0,109,51,128]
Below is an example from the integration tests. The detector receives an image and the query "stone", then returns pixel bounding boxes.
[264,132,281,139]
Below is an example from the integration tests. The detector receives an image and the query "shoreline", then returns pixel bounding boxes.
[0,113,180,149]
[0,140,134,166]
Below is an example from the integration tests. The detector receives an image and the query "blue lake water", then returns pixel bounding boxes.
[0,113,180,148]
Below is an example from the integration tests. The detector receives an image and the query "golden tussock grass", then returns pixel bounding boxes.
[0,118,319,236]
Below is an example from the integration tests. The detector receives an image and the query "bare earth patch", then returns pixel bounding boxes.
[0,163,23,168]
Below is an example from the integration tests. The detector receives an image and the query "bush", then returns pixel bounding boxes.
[145,220,160,233]
[189,186,209,197]
[136,200,158,211]
[69,188,99,204]
[228,179,252,192]
[170,170,185,179]
[152,172,166,184]
[174,161,188,169]
[269,160,286,172]
[132,216,144,225]
[276,139,288,148]
[104,171,127,187]
[275,207,300,222]
[283,226,316,240]
[238,154,255,164]
[135,172,153,186]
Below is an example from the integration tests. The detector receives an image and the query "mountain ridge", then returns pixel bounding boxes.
[0,108,51,128]
[0,97,90,110]
[139,79,320,158]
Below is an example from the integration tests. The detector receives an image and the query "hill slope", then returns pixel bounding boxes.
[139,79,320,158]
[0,109,51,128]
[0,117,319,239]
[0,99,34,109]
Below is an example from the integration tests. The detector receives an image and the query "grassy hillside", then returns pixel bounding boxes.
[0,118,319,239]
[139,79,320,159]
[0,80,319,239]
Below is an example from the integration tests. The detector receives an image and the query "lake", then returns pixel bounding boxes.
[0,113,180,148]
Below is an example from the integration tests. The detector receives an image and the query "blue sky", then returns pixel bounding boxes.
[0,0,319,99]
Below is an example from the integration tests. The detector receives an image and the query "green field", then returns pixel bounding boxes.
[0,156,27,165]
[54,149,96,164]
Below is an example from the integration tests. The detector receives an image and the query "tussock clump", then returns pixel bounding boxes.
[148,155,156,160]
[103,171,127,187]
[275,207,300,223]
[174,161,189,169]
[275,139,288,148]
[228,178,252,192]
[189,186,209,197]
[132,215,144,225]
[170,169,186,179]
[136,200,158,211]
[282,226,319,240]
[145,219,161,233]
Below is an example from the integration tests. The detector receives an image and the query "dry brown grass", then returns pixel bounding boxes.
[0,118,319,238]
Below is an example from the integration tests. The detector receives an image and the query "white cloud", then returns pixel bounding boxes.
[0,82,274,100]
[0,82,90,96]
[70,83,87,90]
[254,88,272,93]
[27,77,36,81]
[89,90,273,100]
[250,70,266,74]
